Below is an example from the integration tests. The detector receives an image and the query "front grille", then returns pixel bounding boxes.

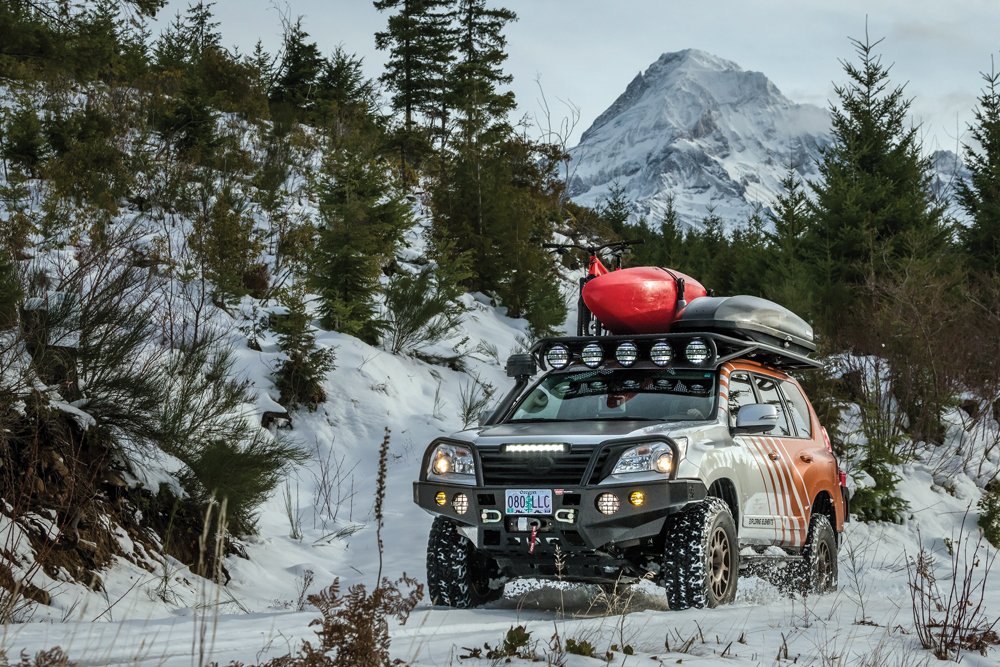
[479,446,596,486]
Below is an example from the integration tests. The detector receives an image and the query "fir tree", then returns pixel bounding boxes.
[374,0,455,175]
[956,63,1000,276]
[807,34,946,339]
[273,286,335,411]
[764,168,814,317]
[450,0,517,145]
[271,18,325,115]
[311,141,410,343]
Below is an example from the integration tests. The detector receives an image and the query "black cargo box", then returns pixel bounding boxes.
[672,295,815,355]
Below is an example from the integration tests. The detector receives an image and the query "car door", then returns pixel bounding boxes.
[726,370,780,544]
[753,374,810,547]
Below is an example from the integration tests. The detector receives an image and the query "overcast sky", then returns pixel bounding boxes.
[154,0,1000,153]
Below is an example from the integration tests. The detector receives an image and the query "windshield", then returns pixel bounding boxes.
[508,368,717,423]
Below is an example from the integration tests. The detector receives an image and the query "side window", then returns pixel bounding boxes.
[727,372,757,428]
[780,381,813,439]
[754,375,793,437]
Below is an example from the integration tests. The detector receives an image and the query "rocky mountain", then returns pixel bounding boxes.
[567,49,830,230]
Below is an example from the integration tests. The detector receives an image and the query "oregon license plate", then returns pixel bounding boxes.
[504,489,553,515]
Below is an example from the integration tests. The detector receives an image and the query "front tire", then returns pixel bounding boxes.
[659,497,739,610]
[426,517,503,608]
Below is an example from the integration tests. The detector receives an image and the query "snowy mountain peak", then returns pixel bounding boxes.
[569,49,830,230]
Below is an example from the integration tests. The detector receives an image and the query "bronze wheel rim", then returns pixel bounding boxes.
[815,540,833,590]
[708,526,732,600]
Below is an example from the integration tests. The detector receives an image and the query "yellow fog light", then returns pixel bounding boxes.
[434,491,447,506]
[452,493,469,515]
[596,492,620,515]
[629,490,646,507]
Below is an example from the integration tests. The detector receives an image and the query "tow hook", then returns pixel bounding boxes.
[528,521,539,554]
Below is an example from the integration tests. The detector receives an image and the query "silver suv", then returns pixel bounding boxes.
[414,328,848,610]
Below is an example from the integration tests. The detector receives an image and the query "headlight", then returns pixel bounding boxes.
[612,442,674,475]
[427,442,476,479]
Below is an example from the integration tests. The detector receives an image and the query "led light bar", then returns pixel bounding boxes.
[502,443,569,453]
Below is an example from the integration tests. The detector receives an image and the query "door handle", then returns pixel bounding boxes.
[799,453,814,463]
[768,451,780,461]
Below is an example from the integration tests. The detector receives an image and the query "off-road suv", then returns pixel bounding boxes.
[413,310,848,610]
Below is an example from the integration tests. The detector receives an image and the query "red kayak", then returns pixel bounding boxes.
[582,267,707,335]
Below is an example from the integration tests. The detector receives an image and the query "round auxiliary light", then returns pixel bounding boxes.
[435,491,447,506]
[545,344,570,370]
[452,493,469,515]
[615,341,639,367]
[629,490,646,507]
[650,341,673,366]
[685,338,711,364]
[581,342,604,368]
[596,492,621,515]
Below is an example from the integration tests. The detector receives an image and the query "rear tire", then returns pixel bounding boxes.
[659,497,739,610]
[795,514,838,594]
[426,517,503,608]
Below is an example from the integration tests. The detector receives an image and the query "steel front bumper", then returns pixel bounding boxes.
[413,479,707,553]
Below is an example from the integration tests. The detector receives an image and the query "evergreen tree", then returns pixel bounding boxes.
[374,0,455,175]
[271,18,325,115]
[956,64,1000,275]
[764,168,814,317]
[273,286,335,411]
[806,34,946,339]
[450,0,517,145]
[311,141,410,343]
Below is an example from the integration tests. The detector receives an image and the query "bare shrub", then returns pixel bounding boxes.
[907,526,1000,660]
[458,373,494,429]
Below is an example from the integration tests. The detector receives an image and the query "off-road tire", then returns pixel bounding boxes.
[426,516,503,608]
[794,514,838,594]
[659,496,738,610]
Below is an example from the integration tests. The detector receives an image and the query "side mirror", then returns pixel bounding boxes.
[734,403,779,434]
[505,354,537,378]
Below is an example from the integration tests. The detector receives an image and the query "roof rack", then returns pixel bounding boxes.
[530,332,823,372]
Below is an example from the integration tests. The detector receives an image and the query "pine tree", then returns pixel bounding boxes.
[764,168,814,317]
[311,141,411,343]
[956,63,1000,276]
[806,34,946,339]
[450,0,517,145]
[271,18,325,115]
[374,0,455,175]
[273,286,335,411]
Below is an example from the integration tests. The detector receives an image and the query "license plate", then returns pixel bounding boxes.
[505,489,552,515]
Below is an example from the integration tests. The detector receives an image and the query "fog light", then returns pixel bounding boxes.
[615,341,638,366]
[452,493,469,515]
[629,490,645,507]
[434,491,447,506]
[685,338,710,364]
[545,344,570,369]
[581,342,603,368]
[655,453,673,474]
[596,492,620,515]
[650,341,673,366]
